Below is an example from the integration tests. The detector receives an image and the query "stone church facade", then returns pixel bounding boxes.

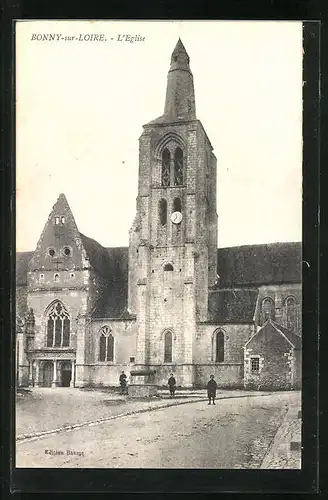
[16,40,302,390]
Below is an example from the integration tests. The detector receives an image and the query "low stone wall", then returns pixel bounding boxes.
[74,363,244,389]
[75,364,132,387]
[145,364,194,388]
[194,363,244,389]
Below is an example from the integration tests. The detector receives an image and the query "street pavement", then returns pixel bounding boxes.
[16,391,300,469]
[16,387,274,438]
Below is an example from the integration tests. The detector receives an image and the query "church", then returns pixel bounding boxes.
[16,39,302,391]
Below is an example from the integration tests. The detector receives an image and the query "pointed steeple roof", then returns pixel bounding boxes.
[146,39,196,125]
[169,38,190,70]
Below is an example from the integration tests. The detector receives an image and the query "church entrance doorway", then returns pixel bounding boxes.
[60,361,72,387]
[42,361,53,387]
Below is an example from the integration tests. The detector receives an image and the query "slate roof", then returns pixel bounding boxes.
[91,281,133,319]
[216,242,302,287]
[79,233,112,278]
[246,319,301,349]
[17,242,302,287]
[208,288,259,323]
[271,321,302,349]
[105,247,128,282]
[80,234,129,282]
[16,241,301,321]
[16,251,34,285]
[90,247,131,318]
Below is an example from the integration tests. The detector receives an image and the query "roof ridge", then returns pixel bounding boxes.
[271,320,301,338]
[105,246,129,250]
[218,241,301,251]
[268,320,297,347]
[79,232,107,250]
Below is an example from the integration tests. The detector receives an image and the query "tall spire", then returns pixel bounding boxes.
[163,39,196,121]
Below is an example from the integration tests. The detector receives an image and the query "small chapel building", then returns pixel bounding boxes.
[16,39,302,390]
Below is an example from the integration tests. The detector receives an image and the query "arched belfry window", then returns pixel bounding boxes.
[215,330,224,362]
[159,199,167,225]
[261,297,275,324]
[99,326,114,362]
[46,301,70,347]
[164,331,173,363]
[164,263,174,271]
[173,197,182,213]
[162,148,171,187]
[285,296,297,331]
[174,147,183,186]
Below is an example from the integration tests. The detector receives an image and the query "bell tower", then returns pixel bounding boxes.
[128,39,218,386]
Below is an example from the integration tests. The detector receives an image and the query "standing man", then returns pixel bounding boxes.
[207,374,218,405]
[167,373,177,398]
[119,371,127,395]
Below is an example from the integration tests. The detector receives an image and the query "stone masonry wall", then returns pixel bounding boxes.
[195,323,253,364]
[77,318,137,386]
[192,323,253,387]
[194,364,244,389]
[256,283,302,333]
[26,275,89,354]
[244,324,295,390]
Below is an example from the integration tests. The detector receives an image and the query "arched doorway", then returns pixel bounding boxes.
[42,361,54,387]
[60,360,72,387]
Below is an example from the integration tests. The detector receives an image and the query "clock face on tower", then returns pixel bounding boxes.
[171,211,183,224]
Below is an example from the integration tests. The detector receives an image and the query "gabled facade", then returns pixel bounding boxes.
[16,40,302,390]
[244,320,302,390]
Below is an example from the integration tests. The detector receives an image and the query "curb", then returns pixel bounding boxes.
[16,397,204,443]
[17,391,275,444]
[260,404,301,469]
[260,405,289,468]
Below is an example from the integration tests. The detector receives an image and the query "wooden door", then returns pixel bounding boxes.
[42,361,54,387]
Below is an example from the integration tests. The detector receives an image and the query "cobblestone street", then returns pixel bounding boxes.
[16,389,301,469]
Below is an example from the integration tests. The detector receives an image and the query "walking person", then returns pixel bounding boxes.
[168,373,176,398]
[119,371,127,395]
[207,374,217,405]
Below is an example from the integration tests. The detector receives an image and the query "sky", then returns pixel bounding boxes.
[16,20,302,252]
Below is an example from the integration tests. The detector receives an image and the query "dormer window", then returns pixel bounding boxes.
[61,216,65,224]
[55,217,60,225]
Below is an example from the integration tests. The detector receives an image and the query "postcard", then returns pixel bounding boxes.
[15,20,302,470]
